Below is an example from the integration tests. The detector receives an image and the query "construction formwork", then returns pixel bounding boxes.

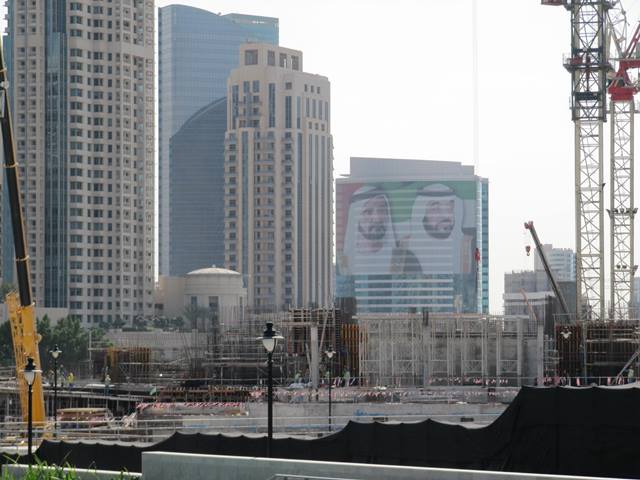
[554,320,640,381]
[555,324,582,379]
[341,324,360,379]
[585,321,639,378]
[358,313,543,387]
[103,347,151,383]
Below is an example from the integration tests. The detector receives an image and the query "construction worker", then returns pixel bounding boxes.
[67,372,75,388]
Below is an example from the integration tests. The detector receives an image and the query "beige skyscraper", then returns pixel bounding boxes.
[5,0,155,326]
[225,43,333,310]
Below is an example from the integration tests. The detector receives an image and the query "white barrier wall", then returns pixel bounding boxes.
[141,452,615,480]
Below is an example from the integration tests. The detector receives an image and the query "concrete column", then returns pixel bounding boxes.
[517,318,523,386]
[481,320,488,379]
[537,322,544,386]
[495,323,501,382]
[423,322,431,387]
[310,325,319,391]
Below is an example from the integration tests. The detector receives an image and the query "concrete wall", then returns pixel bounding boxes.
[157,401,507,436]
[141,452,613,480]
[155,276,186,318]
[247,400,506,421]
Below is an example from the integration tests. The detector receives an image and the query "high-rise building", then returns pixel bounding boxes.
[158,6,278,276]
[5,0,155,326]
[336,158,489,314]
[224,43,333,310]
[533,244,576,282]
[168,97,227,275]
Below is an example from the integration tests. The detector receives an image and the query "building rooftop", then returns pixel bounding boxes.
[340,157,485,182]
[186,266,241,276]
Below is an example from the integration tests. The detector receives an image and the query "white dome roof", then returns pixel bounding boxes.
[186,266,241,276]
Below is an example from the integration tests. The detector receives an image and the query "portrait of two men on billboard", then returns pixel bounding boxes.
[337,181,479,311]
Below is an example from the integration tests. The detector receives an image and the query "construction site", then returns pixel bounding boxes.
[59,306,640,392]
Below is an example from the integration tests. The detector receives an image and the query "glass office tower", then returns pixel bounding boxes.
[158,6,278,276]
[168,98,227,276]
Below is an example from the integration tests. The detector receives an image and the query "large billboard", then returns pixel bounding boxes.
[336,181,480,313]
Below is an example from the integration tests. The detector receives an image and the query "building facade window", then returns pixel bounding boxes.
[285,96,292,129]
[268,83,276,128]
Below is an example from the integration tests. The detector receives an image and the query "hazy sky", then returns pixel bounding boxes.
[155,0,582,313]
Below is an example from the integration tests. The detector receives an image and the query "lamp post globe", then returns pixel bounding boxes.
[258,322,283,458]
[50,346,62,436]
[262,337,275,354]
[261,322,282,353]
[50,346,61,360]
[24,357,37,386]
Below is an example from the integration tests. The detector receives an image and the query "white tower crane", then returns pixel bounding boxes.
[543,0,611,320]
[608,19,640,320]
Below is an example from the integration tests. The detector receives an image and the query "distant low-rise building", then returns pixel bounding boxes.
[534,244,576,282]
[503,270,576,328]
[154,267,247,320]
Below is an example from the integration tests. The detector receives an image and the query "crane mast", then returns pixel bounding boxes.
[609,99,634,320]
[544,0,610,320]
[608,21,640,320]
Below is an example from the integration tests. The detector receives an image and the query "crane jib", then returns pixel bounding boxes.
[0,47,33,308]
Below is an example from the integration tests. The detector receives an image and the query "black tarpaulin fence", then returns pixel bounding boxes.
[7,386,640,478]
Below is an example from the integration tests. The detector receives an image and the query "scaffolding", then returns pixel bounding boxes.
[93,306,349,389]
[584,321,640,379]
[358,313,538,387]
[201,307,344,385]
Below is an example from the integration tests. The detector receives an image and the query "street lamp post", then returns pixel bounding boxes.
[259,322,283,458]
[50,346,61,436]
[325,350,336,432]
[23,357,40,461]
